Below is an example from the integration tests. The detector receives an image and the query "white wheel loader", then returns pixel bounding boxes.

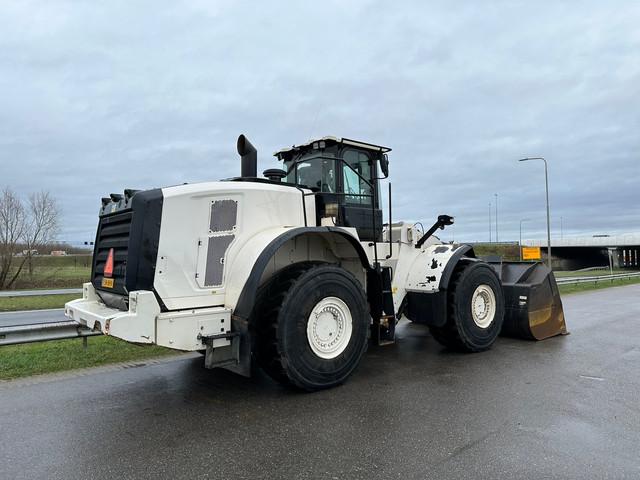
[65,135,567,391]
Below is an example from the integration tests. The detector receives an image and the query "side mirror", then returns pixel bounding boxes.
[380,153,389,178]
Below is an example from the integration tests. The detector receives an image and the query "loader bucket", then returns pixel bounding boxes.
[490,262,567,340]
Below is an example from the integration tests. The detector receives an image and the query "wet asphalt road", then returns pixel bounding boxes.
[1,285,639,480]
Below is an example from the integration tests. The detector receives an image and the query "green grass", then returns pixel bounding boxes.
[11,265,90,289]
[17,254,91,269]
[0,336,176,381]
[4,255,91,290]
[0,294,81,312]
[559,275,640,295]
[0,288,178,381]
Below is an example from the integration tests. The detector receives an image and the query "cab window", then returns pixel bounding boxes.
[286,156,336,192]
[342,149,373,205]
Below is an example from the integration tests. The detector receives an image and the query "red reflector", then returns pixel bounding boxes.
[104,248,114,278]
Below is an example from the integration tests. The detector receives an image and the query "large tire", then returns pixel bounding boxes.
[253,263,369,391]
[429,261,505,352]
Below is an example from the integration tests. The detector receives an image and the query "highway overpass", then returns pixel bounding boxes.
[524,233,640,270]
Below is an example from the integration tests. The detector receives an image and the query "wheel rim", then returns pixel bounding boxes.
[306,296,353,359]
[471,284,496,329]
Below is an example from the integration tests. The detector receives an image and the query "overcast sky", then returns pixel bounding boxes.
[1,1,638,245]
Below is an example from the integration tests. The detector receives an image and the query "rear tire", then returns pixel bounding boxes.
[253,263,369,391]
[429,261,504,352]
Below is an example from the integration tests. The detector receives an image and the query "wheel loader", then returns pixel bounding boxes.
[65,135,567,391]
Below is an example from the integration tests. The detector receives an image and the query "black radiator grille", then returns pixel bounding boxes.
[92,210,133,298]
[89,188,163,311]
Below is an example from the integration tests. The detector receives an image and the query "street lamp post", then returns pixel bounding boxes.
[489,202,492,242]
[519,218,530,261]
[494,193,498,242]
[518,157,552,269]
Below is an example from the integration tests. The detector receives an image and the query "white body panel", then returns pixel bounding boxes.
[65,182,463,355]
[156,307,231,349]
[369,222,456,313]
[154,181,315,311]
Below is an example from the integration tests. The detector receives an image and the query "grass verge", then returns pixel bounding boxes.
[0,294,80,312]
[0,336,176,381]
[5,255,91,290]
[559,275,640,295]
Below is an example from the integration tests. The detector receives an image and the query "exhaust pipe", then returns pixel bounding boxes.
[237,134,257,178]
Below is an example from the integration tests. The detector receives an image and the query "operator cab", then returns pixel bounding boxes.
[275,137,390,241]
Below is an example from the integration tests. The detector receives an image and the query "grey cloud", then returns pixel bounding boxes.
[0,0,638,245]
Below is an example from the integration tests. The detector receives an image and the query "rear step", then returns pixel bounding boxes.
[372,314,396,346]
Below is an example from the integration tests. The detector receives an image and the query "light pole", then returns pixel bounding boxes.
[494,193,498,242]
[518,157,552,269]
[560,216,563,241]
[489,202,492,242]
[519,218,530,261]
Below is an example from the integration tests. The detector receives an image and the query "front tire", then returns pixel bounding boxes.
[429,261,505,352]
[253,264,369,391]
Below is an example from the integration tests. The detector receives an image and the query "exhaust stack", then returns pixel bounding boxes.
[237,134,257,178]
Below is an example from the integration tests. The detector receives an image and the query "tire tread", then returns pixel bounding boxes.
[253,262,368,391]
[429,260,503,352]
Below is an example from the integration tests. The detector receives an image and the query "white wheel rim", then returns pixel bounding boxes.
[471,284,496,329]
[306,296,353,359]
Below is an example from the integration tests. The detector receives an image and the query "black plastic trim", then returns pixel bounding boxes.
[405,291,447,327]
[92,188,164,311]
[126,189,163,294]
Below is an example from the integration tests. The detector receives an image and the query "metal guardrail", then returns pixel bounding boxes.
[556,272,640,285]
[0,320,101,346]
[0,288,83,298]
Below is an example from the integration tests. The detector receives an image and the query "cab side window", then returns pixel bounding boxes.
[342,149,373,205]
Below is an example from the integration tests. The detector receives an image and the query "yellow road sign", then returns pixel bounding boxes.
[522,246,541,261]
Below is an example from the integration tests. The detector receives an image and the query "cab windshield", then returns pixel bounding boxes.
[284,148,374,204]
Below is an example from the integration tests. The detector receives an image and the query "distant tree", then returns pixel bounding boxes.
[24,191,60,277]
[0,188,60,289]
[0,188,26,288]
